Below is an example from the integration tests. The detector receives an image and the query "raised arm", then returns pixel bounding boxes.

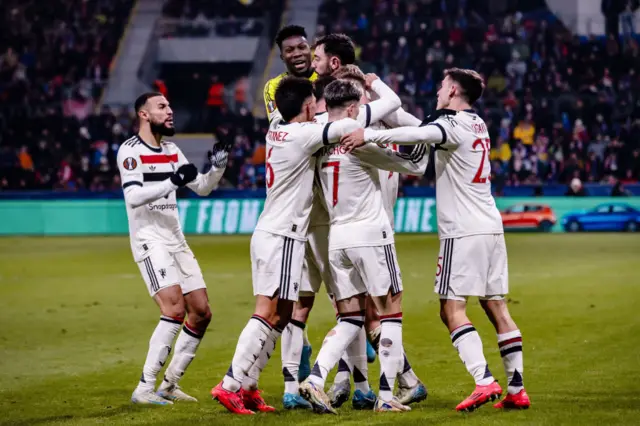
[353,143,429,176]
[179,142,231,196]
[381,106,422,128]
[357,77,402,127]
[363,123,445,146]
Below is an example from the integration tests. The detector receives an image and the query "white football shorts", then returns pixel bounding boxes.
[300,225,334,296]
[328,244,402,301]
[251,230,305,301]
[434,234,508,301]
[137,244,206,297]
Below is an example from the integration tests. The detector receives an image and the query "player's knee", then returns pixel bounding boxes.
[439,307,450,327]
[162,300,186,320]
[195,305,213,327]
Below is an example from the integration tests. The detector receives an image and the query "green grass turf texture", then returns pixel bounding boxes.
[0,234,639,425]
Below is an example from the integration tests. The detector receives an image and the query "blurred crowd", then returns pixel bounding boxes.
[318,0,640,190]
[2,0,640,192]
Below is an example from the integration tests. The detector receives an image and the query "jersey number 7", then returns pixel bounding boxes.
[321,161,340,207]
[472,138,491,184]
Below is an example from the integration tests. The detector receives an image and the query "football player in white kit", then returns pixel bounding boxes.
[210,77,364,415]
[279,70,406,409]
[325,65,428,409]
[341,68,530,412]
[299,79,428,414]
[118,92,231,405]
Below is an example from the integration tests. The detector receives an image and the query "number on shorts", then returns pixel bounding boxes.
[321,161,340,207]
[436,256,443,276]
[266,147,274,188]
[471,138,491,184]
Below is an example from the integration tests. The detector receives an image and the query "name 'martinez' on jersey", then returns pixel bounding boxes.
[117,135,189,261]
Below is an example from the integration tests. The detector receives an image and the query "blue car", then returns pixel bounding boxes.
[561,203,640,232]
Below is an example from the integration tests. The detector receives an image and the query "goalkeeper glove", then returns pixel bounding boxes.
[207,140,233,169]
[170,164,198,187]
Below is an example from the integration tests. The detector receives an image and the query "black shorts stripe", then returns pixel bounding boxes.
[279,237,294,299]
[143,172,173,182]
[383,245,400,296]
[322,123,332,146]
[439,239,454,295]
[144,257,159,292]
[444,239,454,294]
[365,104,372,127]
[123,181,142,189]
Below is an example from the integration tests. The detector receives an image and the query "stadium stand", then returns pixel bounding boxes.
[1,0,639,195]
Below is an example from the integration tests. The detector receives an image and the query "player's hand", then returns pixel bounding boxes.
[170,163,198,187]
[364,73,379,89]
[341,128,366,153]
[207,140,233,169]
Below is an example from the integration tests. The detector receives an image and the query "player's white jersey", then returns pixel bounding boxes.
[363,110,503,239]
[429,110,503,238]
[370,121,400,230]
[254,114,361,241]
[116,136,189,261]
[317,137,427,250]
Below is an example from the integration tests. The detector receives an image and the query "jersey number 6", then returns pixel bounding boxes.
[266,147,274,189]
[321,161,340,207]
[472,138,491,184]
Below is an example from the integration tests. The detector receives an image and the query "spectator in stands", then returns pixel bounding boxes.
[611,177,632,195]
[566,177,589,196]
[513,116,536,146]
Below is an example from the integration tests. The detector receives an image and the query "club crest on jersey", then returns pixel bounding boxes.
[123,157,137,170]
[267,100,276,113]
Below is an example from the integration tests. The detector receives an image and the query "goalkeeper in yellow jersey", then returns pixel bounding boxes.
[263,25,317,121]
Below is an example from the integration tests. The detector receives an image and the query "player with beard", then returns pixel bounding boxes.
[119,92,232,405]
[264,25,317,121]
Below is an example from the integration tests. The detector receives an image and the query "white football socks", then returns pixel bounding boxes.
[161,323,204,389]
[347,326,369,393]
[281,320,305,395]
[308,312,364,389]
[222,315,272,392]
[243,326,282,391]
[498,329,524,394]
[378,314,404,402]
[451,323,494,386]
[137,315,182,392]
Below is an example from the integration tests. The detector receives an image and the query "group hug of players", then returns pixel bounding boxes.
[118,25,531,416]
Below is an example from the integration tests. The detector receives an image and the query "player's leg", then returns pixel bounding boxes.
[300,248,367,414]
[481,234,530,409]
[356,244,409,412]
[158,249,211,402]
[436,237,501,412]
[132,247,185,405]
[212,231,302,414]
[364,296,380,363]
[281,295,314,409]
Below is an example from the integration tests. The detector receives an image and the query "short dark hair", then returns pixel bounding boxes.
[274,77,315,121]
[313,75,337,100]
[314,34,355,65]
[444,68,485,104]
[134,92,164,113]
[324,79,361,109]
[275,25,307,49]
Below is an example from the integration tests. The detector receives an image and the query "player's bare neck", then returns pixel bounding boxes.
[446,98,472,112]
[316,99,327,113]
[328,110,348,122]
[138,127,162,147]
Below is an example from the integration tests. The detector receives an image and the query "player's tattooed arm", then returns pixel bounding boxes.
[358,75,402,127]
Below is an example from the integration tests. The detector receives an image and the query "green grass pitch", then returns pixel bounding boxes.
[1,234,639,425]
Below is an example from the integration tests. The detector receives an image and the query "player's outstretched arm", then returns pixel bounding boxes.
[341,123,445,152]
[303,118,362,153]
[380,107,422,128]
[353,144,429,176]
[357,75,402,127]
[181,142,232,196]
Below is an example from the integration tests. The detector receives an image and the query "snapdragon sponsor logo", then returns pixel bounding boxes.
[148,203,178,211]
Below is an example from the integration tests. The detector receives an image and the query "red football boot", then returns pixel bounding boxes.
[456,381,503,412]
[494,389,530,409]
[211,382,254,415]
[242,388,276,413]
